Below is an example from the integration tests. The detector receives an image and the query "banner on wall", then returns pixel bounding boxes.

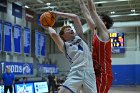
[0,20,2,52]
[0,62,33,75]
[37,14,41,25]
[40,34,46,56]
[0,0,7,12]
[38,64,58,74]
[12,3,22,18]
[24,27,30,54]
[35,31,41,56]
[14,24,22,53]
[4,21,12,52]
[25,9,34,22]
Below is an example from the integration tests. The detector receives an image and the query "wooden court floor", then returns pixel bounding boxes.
[109,86,140,93]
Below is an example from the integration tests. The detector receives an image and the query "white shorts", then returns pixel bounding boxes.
[62,69,97,93]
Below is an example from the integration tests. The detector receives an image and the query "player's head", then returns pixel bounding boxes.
[59,25,75,41]
[99,13,114,29]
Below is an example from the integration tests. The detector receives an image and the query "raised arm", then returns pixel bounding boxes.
[87,0,110,40]
[79,0,96,32]
[44,27,64,53]
[51,11,85,39]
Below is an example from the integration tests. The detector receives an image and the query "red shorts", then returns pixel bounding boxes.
[96,73,113,93]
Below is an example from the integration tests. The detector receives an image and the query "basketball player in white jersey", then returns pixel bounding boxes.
[41,11,97,93]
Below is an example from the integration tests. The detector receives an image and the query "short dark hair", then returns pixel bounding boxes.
[59,25,71,38]
[99,13,114,29]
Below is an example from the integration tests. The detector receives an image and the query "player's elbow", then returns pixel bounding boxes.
[71,14,79,20]
[58,47,64,53]
[74,15,79,19]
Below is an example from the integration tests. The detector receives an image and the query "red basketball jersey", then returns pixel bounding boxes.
[92,34,112,75]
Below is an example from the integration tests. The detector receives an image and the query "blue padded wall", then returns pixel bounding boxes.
[112,65,140,85]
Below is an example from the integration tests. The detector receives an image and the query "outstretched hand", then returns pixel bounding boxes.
[41,25,56,35]
[49,11,57,19]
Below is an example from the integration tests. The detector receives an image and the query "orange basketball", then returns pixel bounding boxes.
[40,12,56,27]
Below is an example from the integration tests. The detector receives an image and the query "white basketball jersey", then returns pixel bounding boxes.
[64,36,94,71]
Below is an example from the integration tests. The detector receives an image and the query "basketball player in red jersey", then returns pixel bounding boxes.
[79,0,114,93]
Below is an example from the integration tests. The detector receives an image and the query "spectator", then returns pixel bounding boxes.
[22,77,27,84]
[2,67,15,93]
[15,78,20,83]
[48,72,56,93]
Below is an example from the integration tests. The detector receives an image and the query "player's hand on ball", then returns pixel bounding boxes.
[40,11,56,27]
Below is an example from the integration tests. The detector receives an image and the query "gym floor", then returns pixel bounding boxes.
[109,86,140,93]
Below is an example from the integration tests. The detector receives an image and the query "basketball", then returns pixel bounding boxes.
[40,12,56,27]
